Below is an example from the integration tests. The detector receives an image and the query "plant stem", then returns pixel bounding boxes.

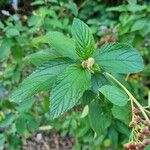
[104,72,150,124]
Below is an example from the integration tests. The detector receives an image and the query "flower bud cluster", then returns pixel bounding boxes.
[124,107,150,150]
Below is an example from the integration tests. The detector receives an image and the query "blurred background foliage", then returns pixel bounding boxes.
[0,0,150,149]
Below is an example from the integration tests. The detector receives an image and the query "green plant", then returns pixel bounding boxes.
[7,18,150,149]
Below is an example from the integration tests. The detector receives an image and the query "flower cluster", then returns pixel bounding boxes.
[124,107,150,150]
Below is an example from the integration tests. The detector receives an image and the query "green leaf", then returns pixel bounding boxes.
[94,43,144,74]
[115,120,130,136]
[0,113,16,128]
[15,117,27,134]
[112,103,131,125]
[48,32,77,59]
[71,18,96,59]
[108,127,118,146]
[89,99,112,136]
[0,39,13,60]
[50,65,91,119]
[0,134,5,147]
[91,73,109,93]
[16,98,35,112]
[0,21,4,29]
[10,58,72,103]
[131,19,147,32]
[5,28,20,37]
[99,85,128,106]
[26,49,60,66]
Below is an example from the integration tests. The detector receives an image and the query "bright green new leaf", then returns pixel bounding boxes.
[10,58,72,103]
[27,49,60,66]
[94,43,144,73]
[71,18,96,59]
[89,99,112,136]
[50,64,91,119]
[99,85,128,106]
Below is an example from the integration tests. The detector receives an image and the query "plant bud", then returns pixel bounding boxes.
[142,128,150,136]
[143,139,150,145]
[135,115,142,123]
[143,120,150,126]
[129,121,136,128]
[137,134,144,140]
[133,107,140,114]
[136,143,144,149]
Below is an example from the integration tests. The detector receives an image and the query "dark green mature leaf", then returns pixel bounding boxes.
[27,49,60,66]
[115,120,130,136]
[94,43,144,74]
[48,32,77,59]
[91,73,109,93]
[99,85,128,106]
[71,18,96,59]
[112,103,131,125]
[10,58,72,103]
[89,99,112,136]
[50,64,91,119]
[108,127,118,146]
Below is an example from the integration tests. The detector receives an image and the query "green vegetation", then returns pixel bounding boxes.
[0,0,150,149]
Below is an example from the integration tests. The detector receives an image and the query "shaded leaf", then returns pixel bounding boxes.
[89,99,112,136]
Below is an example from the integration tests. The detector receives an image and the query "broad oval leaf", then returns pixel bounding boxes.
[89,99,112,137]
[99,85,128,106]
[50,64,91,119]
[48,32,77,59]
[71,18,96,59]
[26,49,60,66]
[94,43,144,74]
[10,58,72,103]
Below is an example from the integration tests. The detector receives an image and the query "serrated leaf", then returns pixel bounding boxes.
[50,65,91,119]
[94,43,144,74]
[10,58,72,103]
[48,32,77,59]
[99,85,128,106]
[15,117,27,134]
[71,18,96,59]
[89,99,112,136]
[26,49,60,66]
[112,103,131,125]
